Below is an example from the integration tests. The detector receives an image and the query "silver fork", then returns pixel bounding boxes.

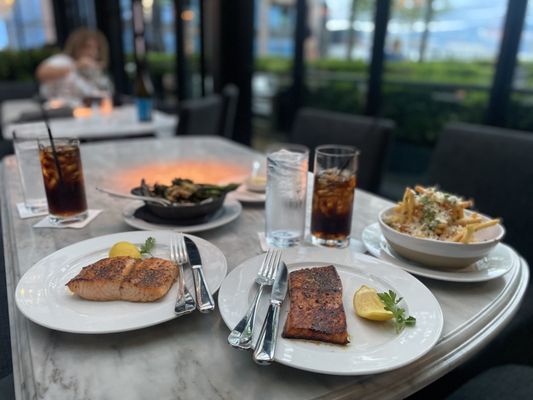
[228,249,281,349]
[170,233,196,316]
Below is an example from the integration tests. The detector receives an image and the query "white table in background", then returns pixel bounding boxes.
[1,99,177,140]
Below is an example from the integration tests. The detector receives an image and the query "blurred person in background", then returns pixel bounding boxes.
[386,39,405,62]
[36,28,113,103]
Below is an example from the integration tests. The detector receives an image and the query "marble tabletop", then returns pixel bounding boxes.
[1,136,529,400]
[2,99,177,140]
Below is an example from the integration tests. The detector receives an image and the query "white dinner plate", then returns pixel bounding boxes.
[218,247,443,375]
[362,223,518,283]
[122,198,242,232]
[15,231,227,334]
[229,186,265,204]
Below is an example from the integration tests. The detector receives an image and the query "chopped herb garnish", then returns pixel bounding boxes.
[140,237,156,256]
[378,290,416,333]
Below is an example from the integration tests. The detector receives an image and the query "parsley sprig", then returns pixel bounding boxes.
[378,290,416,333]
[139,237,156,256]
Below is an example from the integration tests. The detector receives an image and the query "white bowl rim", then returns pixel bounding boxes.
[378,206,505,247]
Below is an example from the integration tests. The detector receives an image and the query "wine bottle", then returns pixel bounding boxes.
[134,60,154,122]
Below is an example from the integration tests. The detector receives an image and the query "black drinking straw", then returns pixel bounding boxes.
[39,103,63,183]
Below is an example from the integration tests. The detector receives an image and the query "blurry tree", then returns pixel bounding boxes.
[418,0,433,62]
[150,0,165,51]
[394,0,424,59]
[345,0,373,60]
[147,0,174,52]
[395,0,449,62]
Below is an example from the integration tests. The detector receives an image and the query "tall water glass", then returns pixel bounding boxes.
[265,143,309,247]
[310,145,359,248]
[12,125,48,212]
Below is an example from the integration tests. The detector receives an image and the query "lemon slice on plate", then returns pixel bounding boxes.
[353,285,394,321]
[109,242,142,259]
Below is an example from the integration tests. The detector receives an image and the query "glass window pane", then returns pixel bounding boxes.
[120,0,176,103]
[510,2,533,131]
[0,0,56,50]
[303,0,373,115]
[253,0,297,146]
[382,0,506,146]
[252,0,375,148]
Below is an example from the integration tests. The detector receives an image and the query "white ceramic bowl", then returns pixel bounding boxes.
[378,207,505,269]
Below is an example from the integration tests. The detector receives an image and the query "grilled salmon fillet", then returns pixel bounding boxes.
[66,257,178,302]
[282,265,349,345]
[121,258,178,302]
[66,256,137,301]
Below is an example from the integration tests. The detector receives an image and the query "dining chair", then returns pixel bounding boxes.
[426,122,533,387]
[176,95,224,136]
[0,81,39,139]
[446,364,533,400]
[290,108,395,193]
[0,82,37,103]
[221,84,239,139]
[0,140,13,159]
[428,122,533,264]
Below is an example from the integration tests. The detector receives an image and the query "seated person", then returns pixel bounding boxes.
[36,28,113,103]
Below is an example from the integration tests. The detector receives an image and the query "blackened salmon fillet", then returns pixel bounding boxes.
[66,257,178,302]
[282,265,349,345]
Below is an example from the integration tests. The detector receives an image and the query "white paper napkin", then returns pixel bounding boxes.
[33,209,102,229]
[16,203,48,219]
[258,232,270,252]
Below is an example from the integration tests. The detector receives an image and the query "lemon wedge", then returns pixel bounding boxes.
[353,285,394,321]
[109,241,142,259]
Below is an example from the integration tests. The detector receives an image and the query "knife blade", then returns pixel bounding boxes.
[253,262,288,365]
[184,237,215,312]
[270,261,288,303]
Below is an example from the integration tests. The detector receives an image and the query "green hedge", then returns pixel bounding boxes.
[2,49,532,143]
[4,49,533,88]
[0,47,59,81]
[301,82,491,145]
[380,84,488,144]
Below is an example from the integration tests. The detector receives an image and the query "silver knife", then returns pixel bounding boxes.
[184,237,216,313]
[253,262,288,365]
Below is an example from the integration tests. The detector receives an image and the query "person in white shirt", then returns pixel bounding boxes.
[36,28,112,102]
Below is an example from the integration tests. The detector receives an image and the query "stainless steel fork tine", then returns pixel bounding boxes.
[264,250,275,278]
[257,249,270,276]
[169,234,176,263]
[266,249,280,279]
[173,232,186,266]
[259,249,274,276]
[181,234,188,263]
[174,234,180,263]
[177,233,185,263]
[175,233,181,262]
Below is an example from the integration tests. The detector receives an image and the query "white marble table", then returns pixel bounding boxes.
[1,99,177,140]
[1,137,529,400]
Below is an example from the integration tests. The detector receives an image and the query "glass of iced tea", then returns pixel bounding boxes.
[38,138,88,224]
[310,145,359,248]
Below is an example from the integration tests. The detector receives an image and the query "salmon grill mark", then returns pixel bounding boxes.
[283,265,349,345]
[66,256,178,302]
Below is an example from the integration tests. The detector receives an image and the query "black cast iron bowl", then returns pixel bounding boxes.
[131,187,226,221]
